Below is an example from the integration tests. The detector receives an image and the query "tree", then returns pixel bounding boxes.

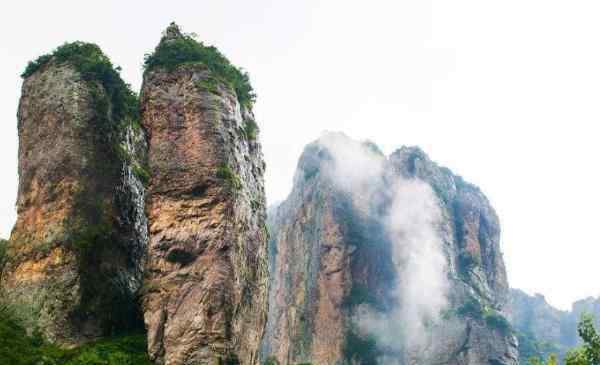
[565,314,600,365]
[529,353,558,365]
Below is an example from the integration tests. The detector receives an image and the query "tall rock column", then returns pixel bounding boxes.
[1,43,148,345]
[141,24,268,365]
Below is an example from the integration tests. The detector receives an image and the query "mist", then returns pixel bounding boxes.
[319,133,450,362]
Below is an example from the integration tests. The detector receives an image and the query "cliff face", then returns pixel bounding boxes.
[262,133,517,365]
[141,26,268,365]
[1,48,147,345]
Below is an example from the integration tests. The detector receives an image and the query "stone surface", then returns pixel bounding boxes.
[140,55,268,364]
[1,60,148,345]
[262,133,518,365]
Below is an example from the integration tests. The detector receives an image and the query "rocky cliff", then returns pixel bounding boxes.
[262,133,518,365]
[140,24,269,365]
[0,43,147,345]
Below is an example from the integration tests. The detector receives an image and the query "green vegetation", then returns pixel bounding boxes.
[144,23,256,107]
[455,295,483,318]
[0,304,151,365]
[195,77,220,95]
[217,354,240,365]
[132,163,151,185]
[216,164,242,191]
[529,354,559,365]
[451,295,512,335]
[21,42,139,125]
[517,331,560,365]
[565,314,600,365]
[243,119,259,141]
[483,307,512,335]
[263,356,280,365]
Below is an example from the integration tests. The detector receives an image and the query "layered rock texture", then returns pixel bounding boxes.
[262,133,518,365]
[1,45,147,345]
[141,25,268,365]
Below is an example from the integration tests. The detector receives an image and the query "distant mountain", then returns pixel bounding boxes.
[507,288,600,363]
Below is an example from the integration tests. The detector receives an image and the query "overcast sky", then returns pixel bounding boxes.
[1,1,599,310]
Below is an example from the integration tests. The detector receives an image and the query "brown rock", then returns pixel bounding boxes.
[262,135,517,365]
[1,53,147,345]
[141,44,268,365]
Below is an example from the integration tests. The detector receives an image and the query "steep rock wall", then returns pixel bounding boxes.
[262,133,517,365]
[141,27,268,365]
[1,55,147,345]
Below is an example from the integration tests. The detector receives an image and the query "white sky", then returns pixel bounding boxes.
[1,0,599,310]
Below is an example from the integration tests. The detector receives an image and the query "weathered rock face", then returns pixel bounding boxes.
[141,28,268,365]
[262,133,517,365]
[1,57,147,345]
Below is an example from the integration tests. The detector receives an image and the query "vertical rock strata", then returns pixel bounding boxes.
[1,47,147,345]
[262,133,518,365]
[141,26,268,365]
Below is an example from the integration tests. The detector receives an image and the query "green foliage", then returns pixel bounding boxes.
[21,42,139,125]
[456,295,484,318]
[516,331,561,365]
[529,353,559,365]
[132,163,150,186]
[195,77,220,95]
[21,54,52,79]
[0,305,151,365]
[263,356,280,365]
[144,23,256,107]
[565,314,600,365]
[452,295,512,335]
[483,307,512,335]
[216,164,242,191]
[243,119,259,141]
[63,335,152,365]
[567,347,590,365]
[217,354,240,365]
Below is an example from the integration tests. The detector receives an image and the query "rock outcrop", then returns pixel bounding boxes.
[141,24,268,365]
[262,133,517,365]
[1,44,147,345]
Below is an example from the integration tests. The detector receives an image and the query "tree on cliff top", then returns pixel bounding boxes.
[21,41,139,124]
[143,22,256,107]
